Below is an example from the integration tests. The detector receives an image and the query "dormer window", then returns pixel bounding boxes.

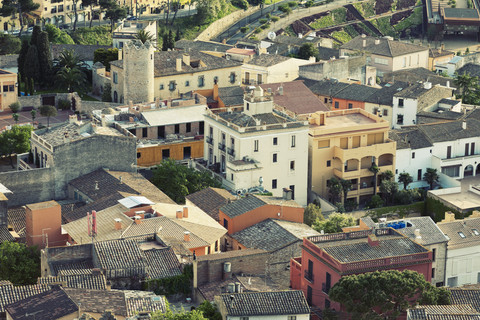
[459,232,466,238]
[473,229,480,236]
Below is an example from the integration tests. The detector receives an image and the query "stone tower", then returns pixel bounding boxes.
[123,40,155,104]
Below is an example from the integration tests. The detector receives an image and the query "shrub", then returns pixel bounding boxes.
[272,16,280,22]
[288,1,298,7]
[9,102,20,113]
[71,25,112,45]
[0,34,21,55]
[259,18,268,24]
[57,99,71,110]
[240,26,249,33]
[260,23,270,29]
[254,27,262,33]
[44,24,75,44]
[367,195,384,208]
[231,0,248,9]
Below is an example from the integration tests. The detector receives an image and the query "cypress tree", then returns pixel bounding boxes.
[30,78,35,95]
[167,29,174,49]
[17,40,30,79]
[30,26,42,46]
[17,73,21,96]
[162,33,168,51]
[24,45,40,84]
[25,77,30,96]
[37,32,53,85]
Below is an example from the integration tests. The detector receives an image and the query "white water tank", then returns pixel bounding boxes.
[224,262,232,273]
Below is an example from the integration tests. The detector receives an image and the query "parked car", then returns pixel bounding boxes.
[127,15,137,20]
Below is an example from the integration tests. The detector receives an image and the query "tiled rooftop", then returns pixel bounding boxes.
[186,187,236,221]
[37,273,107,290]
[341,35,427,57]
[142,247,182,279]
[64,288,127,317]
[50,259,94,276]
[94,239,146,274]
[0,284,51,313]
[438,217,480,250]
[381,217,448,246]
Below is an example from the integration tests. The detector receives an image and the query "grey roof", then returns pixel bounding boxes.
[416,110,464,125]
[389,127,433,150]
[458,63,480,78]
[394,82,429,99]
[323,237,428,263]
[341,36,427,57]
[217,290,310,316]
[299,78,350,96]
[366,81,409,105]
[143,247,182,279]
[220,195,267,218]
[450,288,480,311]
[443,8,479,19]
[185,187,236,221]
[408,305,480,320]
[0,284,51,313]
[37,273,107,290]
[385,217,448,246]
[5,286,78,320]
[218,86,245,107]
[317,47,340,60]
[0,225,14,243]
[217,111,282,127]
[63,192,128,223]
[273,35,324,47]
[438,217,480,250]
[382,68,453,88]
[438,98,461,106]
[175,39,233,53]
[232,219,319,252]
[419,119,480,143]
[7,207,26,236]
[64,288,127,317]
[94,239,146,272]
[50,259,94,276]
[246,54,291,67]
[123,290,167,316]
[333,83,379,101]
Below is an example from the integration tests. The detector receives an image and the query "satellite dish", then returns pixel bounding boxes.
[268,31,276,40]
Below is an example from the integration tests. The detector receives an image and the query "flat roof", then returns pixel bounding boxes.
[311,113,377,130]
[141,105,206,127]
[432,176,480,211]
[443,8,480,19]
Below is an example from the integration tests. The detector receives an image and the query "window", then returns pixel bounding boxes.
[186,123,191,133]
[142,127,147,137]
[472,143,476,155]
[174,124,180,134]
[291,135,296,147]
[273,153,277,163]
[307,286,312,305]
[447,277,458,287]
[58,4,63,11]
[159,84,164,90]
[432,248,436,262]
[432,268,435,278]
[185,80,190,87]
[246,103,249,111]
[307,260,313,281]
[348,103,353,109]
[417,169,422,181]
[325,272,331,293]
[199,122,204,134]
[473,229,480,236]
[215,240,218,252]
[399,99,404,107]
[229,72,236,84]
[2,85,7,92]
[289,185,295,200]
[442,165,460,177]
[137,152,141,158]
[288,317,297,320]
[318,140,330,149]
[240,317,249,320]
[290,160,295,171]
[113,72,118,84]
[273,137,278,145]
[458,232,466,238]
[272,179,277,189]
[231,174,233,181]
[74,191,78,200]
[334,101,339,109]
[466,143,469,156]
[223,219,228,228]
[447,146,452,159]
[412,152,415,159]
[254,140,259,152]
[231,137,235,147]
[162,149,170,160]
[213,76,219,84]
[397,114,404,125]
[326,160,331,167]
[169,81,176,91]
[383,109,388,116]
[198,75,205,87]
[183,146,191,159]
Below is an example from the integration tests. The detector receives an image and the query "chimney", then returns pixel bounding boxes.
[114,218,122,230]
[213,82,219,100]
[183,206,189,218]
[176,58,182,72]
[176,210,183,219]
[101,114,107,127]
[374,38,380,45]
[182,53,190,66]
[68,114,78,124]
[361,33,366,38]
[440,211,456,223]
[446,80,450,88]
[223,262,232,280]
[106,281,112,291]
[367,234,379,247]
[92,268,102,276]
[462,120,467,130]
[134,215,142,224]
[184,231,190,242]
[414,229,422,240]
[283,187,292,200]
[362,39,367,48]
[94,181,99,190]
[222,38,227,44]
[278,85,284,96]
[119,176,123,184]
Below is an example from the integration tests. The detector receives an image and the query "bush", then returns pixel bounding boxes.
[288,1,298,7]
[44,24,75,44]
[9,102,20,113]
[279,4,292,14]
[231,0,248,9]
[240,26,249,33]
[367,195,384,208]
[260,23,270,29]
[71,25,112,45]
[259,18,268,24]
[57,99,71,110]
[254,27,262,33]
[272,16,280,22]
[0,34,21,55]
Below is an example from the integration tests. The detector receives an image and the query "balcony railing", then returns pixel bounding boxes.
[218,142,226,151]
[227,147,235,156]
[304,270,314,283]
[322,283,330,294]
[242,79,259,85]
[206,136,213,145]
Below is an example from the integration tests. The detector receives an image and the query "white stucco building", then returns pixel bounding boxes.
[438,212,480,287]
[390,118,480,189]
[203,86,309,205]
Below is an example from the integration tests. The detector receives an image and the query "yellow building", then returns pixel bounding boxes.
[0,69,18,112]
[308,109,396,206]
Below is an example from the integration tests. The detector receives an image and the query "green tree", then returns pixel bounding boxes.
[17,39,29,78]
[12,113,19,124]
[369,163,380,195]
[0,241,40,285]
[30,108,36,126]
[327,177,343,204]
[135,29,154,44]
[304,203,323,226]
[151,306,207,320]
[44,24,75,44]
[329,270,451,320]
[298,43,318,61]
[37,31,53,85]
[398,172,413,190]
[102,1,127,32]
[30,25,41,46]
[380,170,394,182]
[102,83,112,101]
[339,179,352,205]
[455,72,477,103]
[312,212,355,233]
[0,0,39,36]
[278,3,292,14]
[367,194,384,208]
[39,105,57,128]
[23,45,40,83]
[81,0,98,27]
[0,33,21,55]
[93,47,118,71]
[423,168,439,190]
[9,102,20,113]
[379,179,398,206]
[0,125,32,167]
[196,301,222,320]
[56,49,84,69]
[56,66,88,93]
[151,159,221,203]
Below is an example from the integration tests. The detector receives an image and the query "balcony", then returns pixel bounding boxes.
[227,147,235,157]
[304,270,314,283]
[218,142,226,152]
[242,79,258,85]
[206,136,213,145]
[333,142,396,162]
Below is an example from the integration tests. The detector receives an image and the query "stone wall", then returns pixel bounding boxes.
[195,6,259,41]
[78,101,123,114]
[267,241,303,288]
[0,168,54,207]
[0,54,18,69]
[18,93,81,110]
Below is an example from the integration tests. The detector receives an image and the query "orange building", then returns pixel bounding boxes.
[26,200,67,248]
[331,83,378,111]
[218,191,303,235]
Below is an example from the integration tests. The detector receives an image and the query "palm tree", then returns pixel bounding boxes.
[398,172,413,190]
[134,29,154,44]
[327,177,343,204]
[380,170,394,182]
[339,179,352,205]
[369,163,380,195]
[56,66,87,93]
[455,72,477,102]
[423,168,439,190]
[56,49,84,69]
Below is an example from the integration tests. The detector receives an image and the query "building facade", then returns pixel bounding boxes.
[308,109,396,206]
[203,86,309,205]
[0,69,17,112]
